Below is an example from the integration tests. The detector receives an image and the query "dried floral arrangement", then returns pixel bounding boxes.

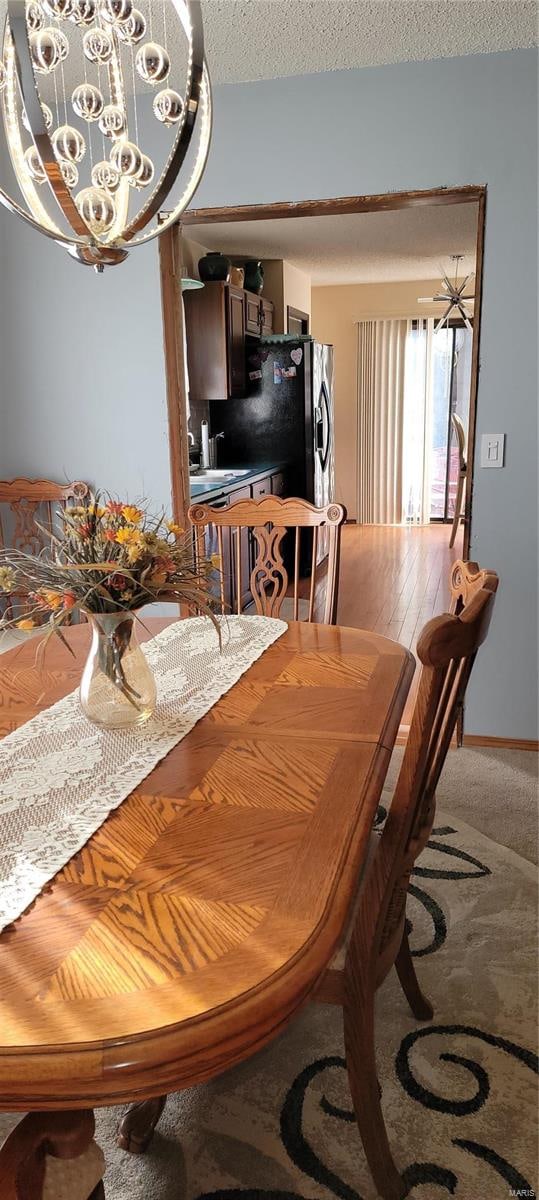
[0,494,218,650]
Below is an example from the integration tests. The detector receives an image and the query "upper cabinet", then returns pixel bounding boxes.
[184,283,273,401]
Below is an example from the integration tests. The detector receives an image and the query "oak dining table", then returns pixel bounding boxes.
[0,617,414,1198]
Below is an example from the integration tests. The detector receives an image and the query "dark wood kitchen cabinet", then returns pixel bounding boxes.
[245,291,263,335]
[184,282,245,401]
[227,286,246,398]
[184,284,273,400]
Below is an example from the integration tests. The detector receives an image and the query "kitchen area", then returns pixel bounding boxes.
[182,235,334,611]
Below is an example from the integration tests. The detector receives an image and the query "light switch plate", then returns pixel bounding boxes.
[480,433,505,468]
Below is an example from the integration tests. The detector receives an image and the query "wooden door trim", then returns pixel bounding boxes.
[159,226,190,530]
[287,305,310,334]
[182,185,485,226]
[463,187,485,559]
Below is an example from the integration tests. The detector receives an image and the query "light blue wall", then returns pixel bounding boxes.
[0,156,171,507]
[0,48,537,739]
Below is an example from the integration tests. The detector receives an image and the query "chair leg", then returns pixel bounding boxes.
[343,973,405,1200]
[449,473,465,549]
[117,1095,167,1154]
[395,928,434,1021]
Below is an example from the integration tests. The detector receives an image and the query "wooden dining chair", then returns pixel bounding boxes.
[0,477,89,622]
[449,413,467,549]
[188,495,346,625]
[313,559,498,1200]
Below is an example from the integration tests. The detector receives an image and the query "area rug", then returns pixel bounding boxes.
[2,810,536,1199]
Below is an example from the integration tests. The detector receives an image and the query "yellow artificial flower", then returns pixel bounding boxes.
[211,554,222,570]
[0,567,15,592]
[17,618,36,630]
[166,521,184,538]
[122,505,144,525]
[126,542,145,564]
[65,505,86,517]
[115,527,140,546]
[90,504,106,518]
[120,590,134,601]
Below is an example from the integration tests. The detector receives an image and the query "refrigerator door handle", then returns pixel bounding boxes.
[317,382,331,471]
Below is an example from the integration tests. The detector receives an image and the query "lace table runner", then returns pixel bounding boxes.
[0,615,286,932]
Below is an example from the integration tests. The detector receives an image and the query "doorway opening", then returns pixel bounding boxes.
[164,186,485,720]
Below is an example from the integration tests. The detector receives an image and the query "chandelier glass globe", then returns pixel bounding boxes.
[22,101,53,132]
[76,186,116,235]
[116,9,146,44]
[43,0,75,19]
[83,26,113,64]
[26,2,44,33]
[72,83,104,122]
[110,138,143,178]
[0,0,212,269]
[24,145,46,184]
[52,124,86,163]
[70,0,97,26]
[135,42,170,84]
[60,160,79,188]
[92,160,121,193]
[100,0,133,25]
[30,29,61,73]
[128,152,153,188]
[53,28,70,62]
[98,103,125,139]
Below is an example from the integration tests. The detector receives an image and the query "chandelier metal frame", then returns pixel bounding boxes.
[0,0,212,268]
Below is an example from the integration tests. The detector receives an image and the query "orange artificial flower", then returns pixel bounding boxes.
[148,569,167,588]
[43,590,63,610]
[104,529,117,541]
[63,592,77,610]
[106,501,124,515]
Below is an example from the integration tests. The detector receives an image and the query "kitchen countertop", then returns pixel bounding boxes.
[189,462,289,504]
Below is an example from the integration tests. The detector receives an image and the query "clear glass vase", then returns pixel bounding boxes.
[80,612,156,729]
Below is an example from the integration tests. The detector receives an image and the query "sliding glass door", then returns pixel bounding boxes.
[429,324,472,521]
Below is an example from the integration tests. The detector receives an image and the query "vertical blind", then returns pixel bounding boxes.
[357,319,407,524]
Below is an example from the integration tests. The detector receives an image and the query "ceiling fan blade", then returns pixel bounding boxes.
[457,303,474,332]
[434,303,454,332]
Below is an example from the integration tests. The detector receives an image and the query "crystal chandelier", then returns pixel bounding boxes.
[0,0,211,269]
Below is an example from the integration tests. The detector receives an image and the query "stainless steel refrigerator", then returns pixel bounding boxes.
[209,335,335,562]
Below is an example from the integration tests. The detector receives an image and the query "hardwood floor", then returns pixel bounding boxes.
[335,522,464,725]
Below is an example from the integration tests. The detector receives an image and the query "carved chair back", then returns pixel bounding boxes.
[369,560,498,979]
[0,478,89,620]
[188,495,346,625]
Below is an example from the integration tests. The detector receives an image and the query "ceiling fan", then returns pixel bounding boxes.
[418,254,475,332]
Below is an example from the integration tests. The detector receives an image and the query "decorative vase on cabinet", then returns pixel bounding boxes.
[198,251,231,283]
[244,259,264,294]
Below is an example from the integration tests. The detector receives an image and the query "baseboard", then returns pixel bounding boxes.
[463,734,539,752]
[396,726,537,752]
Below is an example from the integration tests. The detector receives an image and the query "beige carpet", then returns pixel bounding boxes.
[1,801,537,1199]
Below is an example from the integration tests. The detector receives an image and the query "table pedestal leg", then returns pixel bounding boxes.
[0,1109,105,1199]
[117,1095,167,1154]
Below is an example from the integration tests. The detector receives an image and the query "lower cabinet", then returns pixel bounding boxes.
[228,485,252,612]
[205,470,289,613]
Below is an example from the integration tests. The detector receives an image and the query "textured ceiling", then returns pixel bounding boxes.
[186,201,479,285]
[201,1,537,84]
